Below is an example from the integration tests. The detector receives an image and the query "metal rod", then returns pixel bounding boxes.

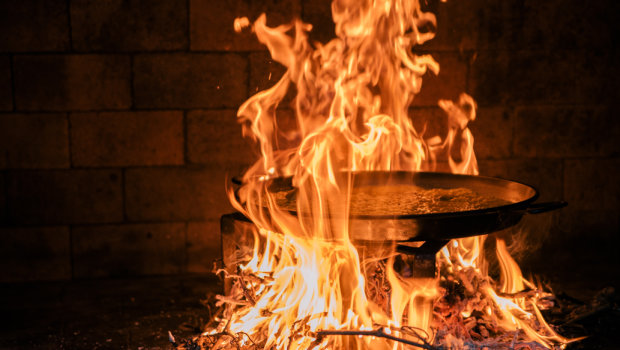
[316,328,436,349]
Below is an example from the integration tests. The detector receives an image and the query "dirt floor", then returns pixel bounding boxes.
[1,243,618,350]
[1,274,221,350]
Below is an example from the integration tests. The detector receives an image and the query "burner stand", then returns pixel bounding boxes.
[220,213,450,293]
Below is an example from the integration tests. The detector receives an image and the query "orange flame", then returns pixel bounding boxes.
[208,1,573,349]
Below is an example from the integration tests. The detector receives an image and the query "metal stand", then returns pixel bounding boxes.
[220,212,452,291]
[396,240,449,278]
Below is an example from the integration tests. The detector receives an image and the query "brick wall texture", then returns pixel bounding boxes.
[0,0,618,282]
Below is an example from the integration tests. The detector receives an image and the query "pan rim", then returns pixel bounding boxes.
[240,170,540,220]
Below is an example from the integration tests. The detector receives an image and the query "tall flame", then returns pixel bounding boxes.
[206,1,573,349]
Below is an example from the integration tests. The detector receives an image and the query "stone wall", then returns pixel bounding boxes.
[0,0,618,282]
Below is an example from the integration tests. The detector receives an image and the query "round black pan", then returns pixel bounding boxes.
[239,171,566,242]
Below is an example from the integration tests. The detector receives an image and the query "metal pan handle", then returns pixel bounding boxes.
[526,201,567,214]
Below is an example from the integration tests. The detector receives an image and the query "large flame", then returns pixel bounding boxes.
[205,1,573,349]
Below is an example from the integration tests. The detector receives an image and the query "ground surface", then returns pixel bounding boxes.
[1,274,220,350]
[1,250,618,350]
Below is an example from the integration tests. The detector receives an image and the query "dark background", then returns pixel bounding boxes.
[0,0,618,290]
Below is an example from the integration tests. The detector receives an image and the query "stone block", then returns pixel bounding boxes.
[478,158,566,244]
[0,113,69,169]
[478,158,564,201]
[0,0,69,52]
[470,107,513,160]
[134,53,247,109]
[412,52,468,107]
[475,0,616,51]
[0,173,4,223]
[6,169,123,225]
[564,158,620,213]
[408,107,510,164]
[558,208,619,241]
[474,1,543,51]
[13,55,131,111]
[409,106,448,145]
[248,53,297,120]
[418,0,479,51]
[410,106,490,166]
[471,50,566,107]
[573,49,620,106]
[0,56,11,111]
[70,0,188,52]
[72,223,185,278]
[301,0,335,44]
[249,51,290,100]
[187,221,221,273]
[70,111,184,167]
[190,0,301,51]
[125,167,234,222]
[0,226,71,282]
[514,106,620,158]
[410,105,445,128]
[470,49,619,107]
[187,109,257,166]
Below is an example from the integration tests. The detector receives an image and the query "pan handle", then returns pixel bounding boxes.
[526,201,567,214]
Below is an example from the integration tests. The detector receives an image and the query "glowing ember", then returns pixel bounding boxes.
[191,0,577,349]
